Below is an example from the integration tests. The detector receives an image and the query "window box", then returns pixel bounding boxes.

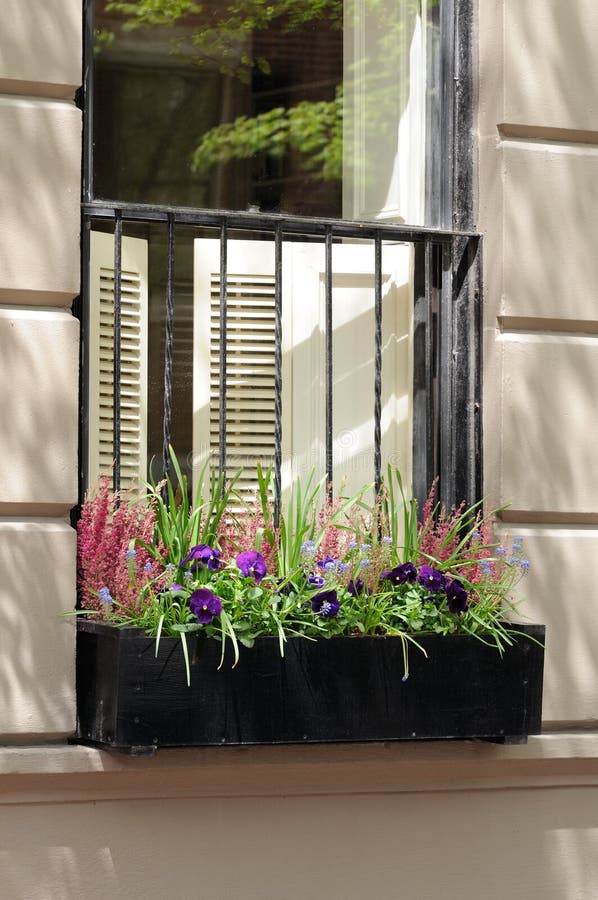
[74,620,545,753]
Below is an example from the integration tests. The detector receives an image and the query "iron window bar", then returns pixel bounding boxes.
[79,200,482,521]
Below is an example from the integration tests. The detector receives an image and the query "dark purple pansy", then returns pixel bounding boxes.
[236,550,267,583]
[381,562,417,587]
[189,588,222,624]
[307,573,325,589]
[311,589,340,618]
[347,578,370,597]
[180,543,221,571]
[417,564,447,592]
[446,579,468,613]
[276,578,294,596]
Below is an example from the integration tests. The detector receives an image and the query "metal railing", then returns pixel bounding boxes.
[79,200,482,520]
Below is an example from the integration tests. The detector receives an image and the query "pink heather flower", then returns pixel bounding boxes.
[77,478,160,615]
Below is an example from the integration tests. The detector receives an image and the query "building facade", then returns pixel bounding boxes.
[2,1,598,897]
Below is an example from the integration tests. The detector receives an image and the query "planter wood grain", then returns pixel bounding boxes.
[74,620,545,753]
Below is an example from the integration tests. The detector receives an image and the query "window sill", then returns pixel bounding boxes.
[2,733,598,805]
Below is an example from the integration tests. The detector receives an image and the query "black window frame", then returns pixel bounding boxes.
[75,0,481,519]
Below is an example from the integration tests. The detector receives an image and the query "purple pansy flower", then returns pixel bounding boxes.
[307,573,326,589]
[381,562,417,586]
[446,579,468,614]
[347,578,370,597]
[316,555,338,570]
[311,589,340,618]
[189,588,222,624]
[181,543,221,571]
[236,550,267,583]
[417,564,447,593]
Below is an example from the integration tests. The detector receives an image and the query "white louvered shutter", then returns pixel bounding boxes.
[194,238,412,501]
[193,240,290,502]
[89,231,149,487]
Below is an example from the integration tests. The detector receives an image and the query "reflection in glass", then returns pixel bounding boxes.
[93,0,440,225]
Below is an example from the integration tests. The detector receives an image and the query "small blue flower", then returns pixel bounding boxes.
[347,541,358,550]
[324,561,337,572]
[300,540,316,556]
[512,536,523,549]
[471,531,482,540]
[496,546,507,557]
[165,562,176,571]
[338,563,351,573]
[382,536,393,545]
[183,570,193,582]
[480,559,492,575]
[359,558,371,568]
[520,559,530,572]
[124,548,137,560]
[361,544,371,552]
[98,587,113,604]
[143,561,153,572]
[509,556,519,566]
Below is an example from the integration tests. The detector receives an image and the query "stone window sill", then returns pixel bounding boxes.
[2,733,598,804]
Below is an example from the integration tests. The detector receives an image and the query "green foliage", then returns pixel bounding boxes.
[75,455,536,685]
[191,90,343,180]
[142,446,240,565]
[106,0,204,29]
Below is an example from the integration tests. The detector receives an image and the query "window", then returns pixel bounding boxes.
[80,0,480,512]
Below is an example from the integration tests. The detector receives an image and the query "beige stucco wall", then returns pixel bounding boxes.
[0,0,81,737]
[2,1,598,899]
[2,784,598,900]
[479,0,598,726]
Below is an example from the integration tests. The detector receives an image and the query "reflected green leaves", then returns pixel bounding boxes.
[191,90,343,181]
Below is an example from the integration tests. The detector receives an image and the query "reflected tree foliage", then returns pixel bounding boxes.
[100,0,430,187]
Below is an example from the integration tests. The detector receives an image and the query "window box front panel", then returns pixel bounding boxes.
[75,621,545,752]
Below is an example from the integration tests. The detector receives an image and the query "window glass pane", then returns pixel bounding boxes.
[93,0,440,224]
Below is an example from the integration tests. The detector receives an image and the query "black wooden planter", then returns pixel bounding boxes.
[74,620,545,753]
